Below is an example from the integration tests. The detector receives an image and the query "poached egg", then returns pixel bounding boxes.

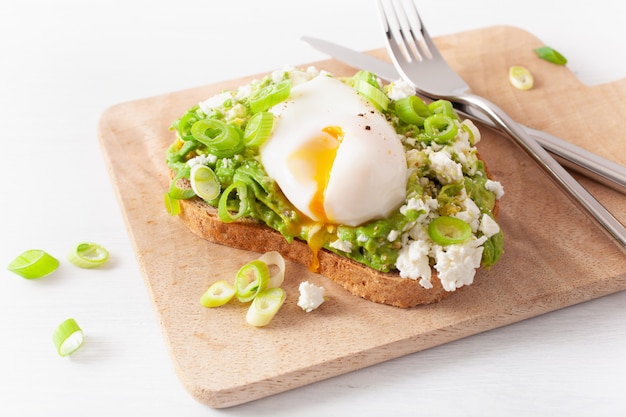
[260,75,407,227]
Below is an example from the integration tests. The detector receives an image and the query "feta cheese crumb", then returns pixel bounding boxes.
[329,239,352,253]
[198,91,231,114]
[433,237,487,291]
[387,230,399,242]
[386,80,415,100]
[396,239,433,288]
[479,213,500,238]
[297,281,326,312]
[428,149,463,184]
[485,180,505,199]
[186,154,215,167]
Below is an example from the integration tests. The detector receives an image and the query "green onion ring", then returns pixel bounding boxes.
[164,192,181,216]
[190,164,221,201]
[200,280,236,307]
[191,119,244,157]
[249,80,291,113]
[243,111,274,147]
[235,259,270,303]
[7,249,59,279]
[52,318,84,357]
[354,79,389,111]
[394,95,432,125]
[424,114,458,144]
[168,173,196,200]
[67,242,109,269]
[427,100,459,120]
[246,287,286,327]
[217,181,249,223]
[428,216,472,246]
[258,251,286,288]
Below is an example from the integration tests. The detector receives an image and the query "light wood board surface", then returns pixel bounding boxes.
[97,26,626,408]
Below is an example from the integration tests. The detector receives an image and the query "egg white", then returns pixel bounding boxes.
[260,75,407,227]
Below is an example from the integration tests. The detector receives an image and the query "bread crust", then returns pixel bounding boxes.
[178,197,451,308]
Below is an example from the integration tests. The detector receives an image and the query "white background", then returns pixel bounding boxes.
[1,1,624,416]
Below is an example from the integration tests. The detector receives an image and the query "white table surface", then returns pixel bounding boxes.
[1,1,624,416]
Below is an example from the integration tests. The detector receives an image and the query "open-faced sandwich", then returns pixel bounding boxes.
[165,67,504,308]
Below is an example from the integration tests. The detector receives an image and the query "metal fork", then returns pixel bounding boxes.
[377,0,626,253]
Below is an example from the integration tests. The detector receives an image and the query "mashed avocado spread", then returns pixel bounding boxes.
[166,67,504,292]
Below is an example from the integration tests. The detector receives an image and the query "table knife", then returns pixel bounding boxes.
[301,36,626,195]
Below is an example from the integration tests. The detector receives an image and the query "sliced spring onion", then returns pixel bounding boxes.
[428,216,472,246]
[424,114,458,144]
[258,251,286,288]
[428,100,459,120]
[235,259,270,302]
[200,280,236,307]
[67,242,109,269]
[52,318,84,357]
[7,249,59,279]
[164,192,181,215]
[354,79,389,111]
[246,287,286,327]
[249,80,291,113]
[243,111,274,147]
[508,66,534,90]
[394,95,432,125]
[534,46,568,65]
[190,119,244,157]
[190,164,221,201]
[168,173,196,200]
[177,110,202,141]
[217,181,249,223]
[460,119,481,146]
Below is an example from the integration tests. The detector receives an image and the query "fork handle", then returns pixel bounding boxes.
[458,93,626,254]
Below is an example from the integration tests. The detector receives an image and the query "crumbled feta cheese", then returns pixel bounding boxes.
[198,92,231,114]
[428,149,463,184]
[297,281,325,312]
[485,180,505,199]
[400,196,438,223]
[224,103,246,121]
[454,195,481,232]
[386,79,415,100]
[479,213,500,238]
[387,230,400,242]
[329,239,352,253]
[433,236,487,291]
[396,239,433,288]
[234,84,252,101]
[186,154,215,167]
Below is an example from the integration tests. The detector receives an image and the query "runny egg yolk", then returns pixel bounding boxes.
[287,126,343,223]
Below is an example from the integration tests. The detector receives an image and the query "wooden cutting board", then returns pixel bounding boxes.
[98,26,626,408]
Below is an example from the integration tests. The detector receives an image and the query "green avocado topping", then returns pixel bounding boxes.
[165,68,504,280]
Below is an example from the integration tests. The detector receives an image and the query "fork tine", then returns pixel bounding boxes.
[399,0,433,60]
[377,0,413,63]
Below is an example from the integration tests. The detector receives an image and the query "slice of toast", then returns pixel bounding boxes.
[177,196,452,308]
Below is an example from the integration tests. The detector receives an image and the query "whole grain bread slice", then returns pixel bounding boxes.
[177,197,452,308]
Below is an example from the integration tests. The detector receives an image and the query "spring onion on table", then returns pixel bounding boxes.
[67,242,109,268]
[246,287,286,327]
[534,46,568,65]
[200,280,236,307]
[7,249,59,279]
[509,66,534,90]
[52,318,84,357]
[200,252,288,326]
[235,259,270,302]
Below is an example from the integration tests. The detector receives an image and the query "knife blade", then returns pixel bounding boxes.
[301,36,626,195]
